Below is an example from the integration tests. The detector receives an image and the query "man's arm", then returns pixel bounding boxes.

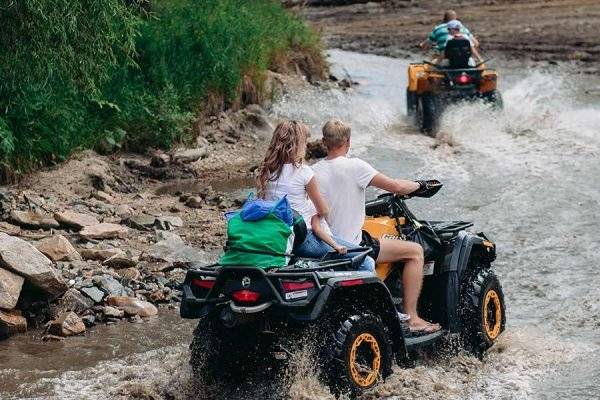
[369,173,419,195]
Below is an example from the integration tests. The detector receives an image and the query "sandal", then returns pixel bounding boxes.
[407,322,441,337]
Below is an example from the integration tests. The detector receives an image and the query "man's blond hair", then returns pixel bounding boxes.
[322,119,351,150]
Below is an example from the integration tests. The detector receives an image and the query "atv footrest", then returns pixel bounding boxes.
[404,329,446,350]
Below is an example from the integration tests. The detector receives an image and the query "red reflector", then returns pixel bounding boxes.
[454,74,473,84]
[339,279,364,287]
[232,289,261,304]
[191,278,215,290]
[282,280,315,292]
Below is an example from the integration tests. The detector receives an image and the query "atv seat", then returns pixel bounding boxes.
[444,38,472,69]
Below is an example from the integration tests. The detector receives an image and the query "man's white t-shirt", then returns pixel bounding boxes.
[312,156,378,245]
[265,163,325,230]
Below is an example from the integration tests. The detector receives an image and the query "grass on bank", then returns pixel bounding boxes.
[0,0,325,180]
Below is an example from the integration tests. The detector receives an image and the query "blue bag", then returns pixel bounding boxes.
[240,194,293,226]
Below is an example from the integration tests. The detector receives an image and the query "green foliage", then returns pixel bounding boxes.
[0,0,321,172]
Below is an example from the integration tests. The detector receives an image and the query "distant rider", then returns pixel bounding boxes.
[445,19,483,65]
[420,10,479,61]
[312,119,441,335]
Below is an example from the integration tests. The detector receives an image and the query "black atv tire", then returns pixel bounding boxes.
[459,268,506,357]
[482,90,504,110]
[189,317,257,384]
[406,89,418,118]
[419,93,440,135]
[322,314,393,396]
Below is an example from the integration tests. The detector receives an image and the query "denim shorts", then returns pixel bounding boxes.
[294,231,375,272]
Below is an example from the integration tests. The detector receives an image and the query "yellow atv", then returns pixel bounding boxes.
[406,39,503,134]
[180,180,506,396]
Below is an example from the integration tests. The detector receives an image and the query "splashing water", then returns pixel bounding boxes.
[2,50,599,400]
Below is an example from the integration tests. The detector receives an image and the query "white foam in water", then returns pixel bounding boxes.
[3,51,599,400]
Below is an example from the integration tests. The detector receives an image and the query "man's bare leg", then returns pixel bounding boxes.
[377,239,440,332]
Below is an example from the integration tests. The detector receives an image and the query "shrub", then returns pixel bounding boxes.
[0,0,323,175]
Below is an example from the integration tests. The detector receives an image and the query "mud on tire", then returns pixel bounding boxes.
[459,268,506,357]
[321,314,393,396]
[482,89,504,110]
[418,92,441,135]
[189,317,257,384]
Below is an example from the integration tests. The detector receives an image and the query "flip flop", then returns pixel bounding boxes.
[407,322,441,337]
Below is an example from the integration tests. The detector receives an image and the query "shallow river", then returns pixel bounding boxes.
[1,50,599,399]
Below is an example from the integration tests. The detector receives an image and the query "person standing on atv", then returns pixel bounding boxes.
[256,120,375,272]
[312,120,441,335]
[420,10,479,60]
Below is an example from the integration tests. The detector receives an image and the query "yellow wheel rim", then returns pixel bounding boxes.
[349,333,381,388]
[483,289,502,340]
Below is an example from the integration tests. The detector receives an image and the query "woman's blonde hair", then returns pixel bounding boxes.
[256,120,310,198]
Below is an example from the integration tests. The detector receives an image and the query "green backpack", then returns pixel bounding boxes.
[219,196,296,268]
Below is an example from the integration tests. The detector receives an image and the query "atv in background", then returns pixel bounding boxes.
[407,38,503,134]
[180,181,506,396]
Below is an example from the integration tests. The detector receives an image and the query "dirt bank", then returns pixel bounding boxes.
[0,69,344,342]
[301,0,600,73]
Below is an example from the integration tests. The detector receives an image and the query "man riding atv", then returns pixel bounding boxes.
[313,120,441,335]
[420,10,480,59]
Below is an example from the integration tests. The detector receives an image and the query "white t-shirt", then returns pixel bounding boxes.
[265,163,317,228]
[312,156,378,244]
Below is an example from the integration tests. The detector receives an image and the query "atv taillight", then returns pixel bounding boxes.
[454,74,474,85]
[282,280,315,292]
[232,289,261,304]
[191,278,215,290]
[339,279,364,287]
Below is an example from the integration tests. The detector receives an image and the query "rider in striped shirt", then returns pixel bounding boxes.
[420,10,479,52]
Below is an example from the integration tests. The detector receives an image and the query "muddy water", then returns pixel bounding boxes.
[2,50,599,399]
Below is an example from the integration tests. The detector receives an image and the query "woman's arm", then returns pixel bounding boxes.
[311,215,347,254]
[306,177,330,217]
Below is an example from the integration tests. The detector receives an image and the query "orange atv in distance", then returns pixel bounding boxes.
[406,39,503,135]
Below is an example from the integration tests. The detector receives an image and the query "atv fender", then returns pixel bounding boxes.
[311,278,408,363]
[442,231,496,278]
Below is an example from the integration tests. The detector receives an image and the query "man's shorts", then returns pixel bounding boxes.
[361,230,381,261]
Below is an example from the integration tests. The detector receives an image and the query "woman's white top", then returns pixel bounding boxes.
[265,163,332,235]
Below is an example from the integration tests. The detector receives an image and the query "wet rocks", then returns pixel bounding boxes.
[106,296,158,317]
[0,268,24,310]
[92,275,127,297]
[48,311,85,336]
[116,267,141,281]
[102,305,125,318]
[172,147,208,164]
[10,210,60,230]
[103,252,136,269]
[0,233,67,297]
[58,288,94,315]
[143,232,212,264]
[54,211,99,230]
[0,309,27,338]
[80,286,105,303]
[36,234,82,262]
[79,223,129,240]
[150,152,171,168]
[185,196,203,209]
[0,222,20,236]
[93,191,114,204]
[78,247,123,262]
[155,216,183,231]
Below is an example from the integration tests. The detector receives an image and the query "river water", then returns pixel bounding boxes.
[1,50,599,399]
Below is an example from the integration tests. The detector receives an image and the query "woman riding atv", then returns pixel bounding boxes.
[255,120,376,271]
